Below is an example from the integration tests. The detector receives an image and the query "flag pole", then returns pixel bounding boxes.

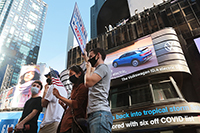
[49,66,54,89]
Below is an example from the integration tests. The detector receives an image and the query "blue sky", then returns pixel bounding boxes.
[37,0,94,73]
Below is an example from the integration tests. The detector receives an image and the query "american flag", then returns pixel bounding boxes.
[49,67,64,87]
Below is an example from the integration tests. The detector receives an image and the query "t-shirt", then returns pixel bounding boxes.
[40,85,68,128]
[21,96,42,133]
[87,64,111,114]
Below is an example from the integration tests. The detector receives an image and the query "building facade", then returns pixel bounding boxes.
[68,0,200,132]
[0,64,13,91]
[90,0,106,39]
[0,0,48,89]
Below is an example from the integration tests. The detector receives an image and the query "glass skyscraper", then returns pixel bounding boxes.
[0,0,48,89]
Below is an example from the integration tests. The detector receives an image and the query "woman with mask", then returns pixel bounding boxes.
[53,65,88,133]
[15,80,43,133]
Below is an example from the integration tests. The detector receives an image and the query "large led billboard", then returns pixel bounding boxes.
[105,28,191,86]
[105,36,158,79]
[194,37,200,54]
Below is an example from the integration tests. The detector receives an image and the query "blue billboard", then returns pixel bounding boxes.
[0,111,44,133]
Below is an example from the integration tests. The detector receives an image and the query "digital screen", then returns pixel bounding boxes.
[105,36,158,79]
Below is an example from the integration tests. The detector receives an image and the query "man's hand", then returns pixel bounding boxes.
[53,88,60,98]
[82,50,88,62]
[15,122,24,130]
[44,84,49,93]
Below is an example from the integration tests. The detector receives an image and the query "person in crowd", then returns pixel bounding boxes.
[53,65,88,133]
[15,80,43,133]
[39,70,68,133]
[82,48,113,133]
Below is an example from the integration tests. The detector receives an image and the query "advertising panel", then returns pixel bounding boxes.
[194,37,200,54]
[112,102,200,132]
[11,64,48,108]
[70,2,87,53]
[0,87,14,110]
[0,111,44,133]
[105,36,158,79]
[106,28,190,86]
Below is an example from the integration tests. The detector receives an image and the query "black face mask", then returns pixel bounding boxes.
[69,75,79,83]
[46,78,52,85]
[88,55,98,67]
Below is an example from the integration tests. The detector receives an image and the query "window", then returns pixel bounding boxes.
[131,86,152,105]
[32,3,40,11]
[110,85,129,108]
[29,12,38,21]
[20,44,30,56]
[152,82,179,102]
[14,15,19,22]
[23,33,32,43]
[110,77,181,110]
[111,91,129,108]
[10,27,15,34]
[27,22,35,31]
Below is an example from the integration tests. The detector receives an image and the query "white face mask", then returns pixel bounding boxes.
[31,87,40,95]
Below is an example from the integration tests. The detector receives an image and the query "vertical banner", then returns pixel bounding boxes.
[70,2,87,53]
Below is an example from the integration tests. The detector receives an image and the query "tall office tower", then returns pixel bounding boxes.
[90,0,106,39]
[0,0,48,89]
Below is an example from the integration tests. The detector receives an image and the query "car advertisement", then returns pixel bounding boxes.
[194,37,200,54]
[105,36,158,79]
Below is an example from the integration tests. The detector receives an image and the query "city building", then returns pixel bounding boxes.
[0,64,13,92]
[68,0,200,132]
[90,0,106,39]
[0,0,48,90]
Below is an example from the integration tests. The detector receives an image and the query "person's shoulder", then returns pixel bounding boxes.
[79,83,88,89]
[97,63,108,69]
[97,64,110,71]
[78,83,88,92]
[32,96,42,101]
[36,96,42,99]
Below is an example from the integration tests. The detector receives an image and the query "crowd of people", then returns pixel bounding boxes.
[14,48,113,133]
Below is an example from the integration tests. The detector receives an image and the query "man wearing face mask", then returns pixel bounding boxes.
[15,80,43,133]
[82,48,113,133]
[39,70,67,133]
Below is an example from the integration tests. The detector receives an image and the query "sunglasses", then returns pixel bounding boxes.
[32,84,40,88]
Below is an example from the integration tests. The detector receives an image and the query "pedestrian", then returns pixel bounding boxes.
[15,80,43,133]
[53,65,88,133]
[39,70,68,133]
[83,48,113,133]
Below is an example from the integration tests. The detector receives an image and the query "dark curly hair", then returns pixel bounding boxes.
[32,80,43,90]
